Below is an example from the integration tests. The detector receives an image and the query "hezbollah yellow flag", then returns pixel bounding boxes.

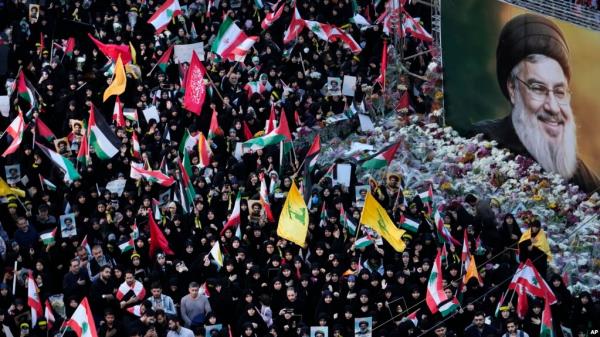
[277,181,308,247]
[360,193,406,252]
[0,177,25,198]
[519,228,552,261]
[103,55,127,101]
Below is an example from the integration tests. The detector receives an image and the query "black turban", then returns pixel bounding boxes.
[496,13,570,99]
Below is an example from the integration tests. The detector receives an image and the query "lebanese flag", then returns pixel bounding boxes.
[265,104,277,134]
[148,210,174,256]
[44,300,55,329]
[211,17,250,58]
[208,108,223,139]
[508,260,556,304]
[226,36,258,62]
[87,33,132,64]
[131,131,141,159]
[361,142,400,169]
[198,132,212,168]
[183,51,206,115]
[35,117,56,142]
[283,6,305,44]
[65,298,98,337]
[304,20,336,41]
[220,192,242,235]
[27,272,43,326]
[401,10,433,42]
[116,279,146,301]
[426,250,460,317]
[375,40,387,89]
[147,0,183,34]
[259,172,274,222]
[112,96,125,127]
[261,1,285,30]
[36,142,81,182]
[330,27,362,53]
[1,110,25,157]
[130,162,175,186]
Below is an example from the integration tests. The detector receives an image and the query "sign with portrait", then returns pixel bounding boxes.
[60,213,77,238]
[354,317,372,337]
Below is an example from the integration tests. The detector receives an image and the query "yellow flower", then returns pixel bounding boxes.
[532,194,543,202]
[440,181,452,190]
[434,91,444,101]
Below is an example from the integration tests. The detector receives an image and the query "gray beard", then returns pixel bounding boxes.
[511,91,578,179]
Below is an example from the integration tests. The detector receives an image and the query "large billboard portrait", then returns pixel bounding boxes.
[442,0,600,193]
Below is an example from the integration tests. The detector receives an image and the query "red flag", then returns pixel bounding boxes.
[148,211,174,257]
[87,33,132,64]
[208,108,223,139]
[38,33,45,54]
[183,51,206,115]
[265,104,277,134]
[516,284,529,319]
[283,6,305,44]
[293,110,301,126]
[375,40,387,89]
[65,37,76,57]
[112,96,125,127]
[243,121,253,141]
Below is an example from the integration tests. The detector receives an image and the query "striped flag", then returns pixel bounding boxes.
[27,272,43,326]
[130,162,175,186]
[66,298,98,337]
[112,96,125,127]
[400,215,420,233]
[259,173,274,222]
[40,228,57,245]
[118,238,135,253]
[220,192,241,235]
[36,142,81,182]
[179,129,200,153]
[361,142,400,170]
[208,108,223,139]
[147,0,183,34]
[426,250,460,317]
[283,6,305,44]
[198,132,212,168]
[44,300,55,329]
[1,110,25,157]
[35,117,56,142]
[131,131,141,159]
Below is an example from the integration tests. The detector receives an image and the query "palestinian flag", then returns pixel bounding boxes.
[400,215,420,233]
[198,132,212,168]
[426,250,460,317]
[112,96,125,127]
[131,221,140,240]
[355,234,373,249]
[156,44,174,73]
[305,134,321,173]
[27,272,43,326]
[65,37,76,58]
[220,192,241,235]
[17,71,37,114]
[39,174,57,191]
[406,309,419,327]
[45,300,55,329]
[147,0,183,34]
[88,106,120,160]
[375,40,387,89]
[65,298,98,337]
[242,121,253,141]
[265,104,277,133]
[177,157,196,202]
[283,6,305,44]
[123,108,139,122]
[130,162,175,186]
[208,108,223,139]
[1,110,25,157]
[244,127,286,149]
[361,142,400,169]
[418,185,433,203]
[540,300,554,337]
[211,17,249,59]
[36,142,81,182]
[77,126,90,166]
[35,118,56,142]
[40,228,57,245]
[179,129,199,153]
[81,235,91,256]
[118,238,135,253]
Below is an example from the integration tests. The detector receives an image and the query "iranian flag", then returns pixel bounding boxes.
[244,81,267,98]
[130,162,175,186]
[400,215,420,233]
[156,45,174,73]
[36,142,81,182]
[261,1,285,30]
[283,6,306,44]
[361,142,400,169]
[198,132,212,168]
[35,117,56,142]
[211,17,251,59]
[508,260,556,304]
[45,300,55,329]
[259,172,274,222]
[208,108,223,139]
[27,272,43,326]
[88,105,120,160]
[179,129,200,153]
[118,238,135,253]
[540,300,554,337]
[147,0,183,34]
[112,96,125,127]
[1,110,25,157]
[183,51,206,115]
[65,298,98,337]
[40,228,57,245]
[220,192,242,235]
[426,250,460,317]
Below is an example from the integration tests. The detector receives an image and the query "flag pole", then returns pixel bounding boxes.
[12,261,17,295]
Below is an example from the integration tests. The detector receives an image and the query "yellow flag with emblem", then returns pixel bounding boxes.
[519,228,552,261]
[103,55,127,101]
[360,193,406,252]
[277,181,308,247]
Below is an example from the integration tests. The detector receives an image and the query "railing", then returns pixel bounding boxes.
[501,0,600,31]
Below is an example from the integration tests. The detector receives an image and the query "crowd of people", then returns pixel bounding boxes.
[0,1,597,337]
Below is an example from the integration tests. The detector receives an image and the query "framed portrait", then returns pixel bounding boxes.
[54,137,71,156]
[247,199,264,222]
[29,4,40,21]
[354,185,370,208]
[204,324,223,337]
[60,213,77,238]
[311,327,328,337]
[327,77,342,96]
[354,317,372,337]
[5,164,21,185]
